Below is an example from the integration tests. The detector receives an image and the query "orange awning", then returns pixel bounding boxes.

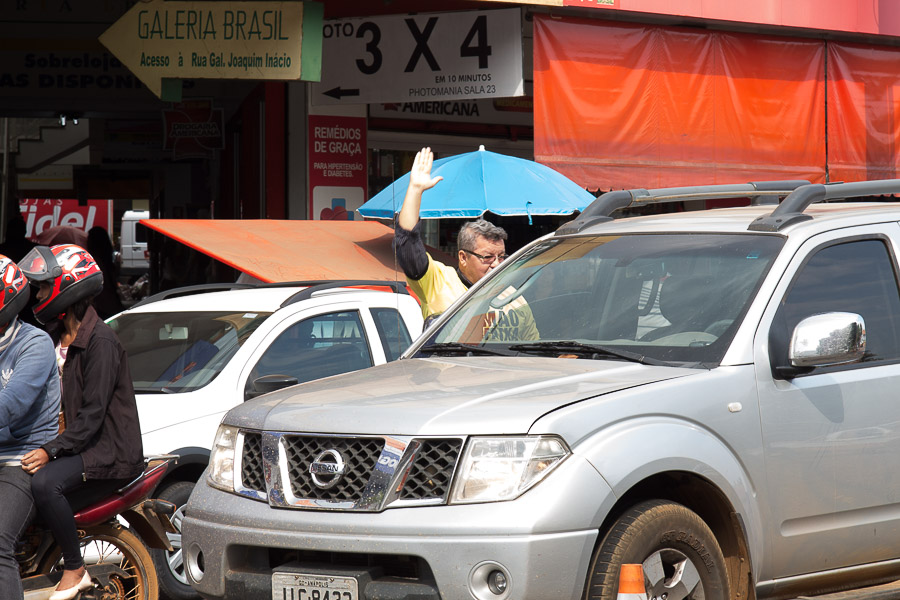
[534,16,827,189]
[141,219,450,283]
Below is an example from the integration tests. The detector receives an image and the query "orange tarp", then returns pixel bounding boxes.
[141,219,449,283]
[534,16,827,189]
[828,42,900,182]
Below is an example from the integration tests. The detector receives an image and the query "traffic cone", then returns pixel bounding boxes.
[617,563,648,600]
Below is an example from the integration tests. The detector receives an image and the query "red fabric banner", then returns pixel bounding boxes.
[828,42,900,183]
[558,0,900,38]
[534,16,827,190]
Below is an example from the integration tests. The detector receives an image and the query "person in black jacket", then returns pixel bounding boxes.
[86,226,124,319]
[19,244,144,600]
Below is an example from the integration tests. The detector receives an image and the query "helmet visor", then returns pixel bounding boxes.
[20,246,62,283]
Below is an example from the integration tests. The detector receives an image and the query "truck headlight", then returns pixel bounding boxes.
[208,425,238,491]
[450,436,570,504]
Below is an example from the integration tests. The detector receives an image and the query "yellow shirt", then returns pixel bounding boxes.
[410,257,540,341]
[407,253,468,322]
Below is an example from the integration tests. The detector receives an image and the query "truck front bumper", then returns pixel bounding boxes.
[183,455,614,600]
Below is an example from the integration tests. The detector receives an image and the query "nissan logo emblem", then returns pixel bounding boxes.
[309,449,346,489]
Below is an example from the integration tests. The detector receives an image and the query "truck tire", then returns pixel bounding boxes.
[151,480,199,600]
[584,500,729,600]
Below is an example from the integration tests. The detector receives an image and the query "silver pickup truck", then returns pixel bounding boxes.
[183,179,900,600]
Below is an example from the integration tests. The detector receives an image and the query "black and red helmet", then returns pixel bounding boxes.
[21,244,103,325]
[0,254,30,326]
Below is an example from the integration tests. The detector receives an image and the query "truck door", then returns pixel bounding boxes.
[755,227,900,579]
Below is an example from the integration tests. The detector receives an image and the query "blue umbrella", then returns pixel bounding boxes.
[358,146,594,223]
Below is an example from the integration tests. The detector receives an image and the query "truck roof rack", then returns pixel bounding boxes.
[130,280,408,310]
[130,283,257,308]
[555,180,811,235]
[280,280,409,307]
[747,179,900,231]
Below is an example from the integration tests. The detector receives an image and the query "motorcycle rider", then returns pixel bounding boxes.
[20,244,144,600]
[0,255,60,600]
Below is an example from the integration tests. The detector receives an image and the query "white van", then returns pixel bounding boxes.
[118,209,149,276]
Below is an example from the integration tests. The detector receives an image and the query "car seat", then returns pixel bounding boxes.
[640,274,719,341]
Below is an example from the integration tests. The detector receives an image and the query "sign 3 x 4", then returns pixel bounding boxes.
[312,8,524,105]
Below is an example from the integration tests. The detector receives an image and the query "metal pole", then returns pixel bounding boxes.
[1,118,9,243]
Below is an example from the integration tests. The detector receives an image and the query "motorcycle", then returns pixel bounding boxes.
[17,455,178,600]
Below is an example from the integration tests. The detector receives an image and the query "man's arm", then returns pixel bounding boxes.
[394,147,444,280]
[398,147,442,231]
[0,332,57,446]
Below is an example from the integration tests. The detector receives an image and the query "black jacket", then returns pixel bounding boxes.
[42,306,144,480]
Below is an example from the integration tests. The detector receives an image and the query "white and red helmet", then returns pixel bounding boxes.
[0,254,29,326]
[21,244,102,324]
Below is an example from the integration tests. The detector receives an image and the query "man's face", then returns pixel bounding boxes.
[458,235,506,284]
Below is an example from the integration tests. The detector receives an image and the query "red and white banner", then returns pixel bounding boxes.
[19,198,113,240]
[308,115,367,220]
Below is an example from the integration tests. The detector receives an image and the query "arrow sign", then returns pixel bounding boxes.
[311,9,523,105]
[323,87,360,100]
[99,0,323,99]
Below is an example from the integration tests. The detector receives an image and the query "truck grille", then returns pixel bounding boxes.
[284,436,383,500]
[241,432,266,493]
[400,439,461,500]
[236,431,463,510]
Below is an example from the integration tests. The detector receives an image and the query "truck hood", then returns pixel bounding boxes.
[223,357,699,435]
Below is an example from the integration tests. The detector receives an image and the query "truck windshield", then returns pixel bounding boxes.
[420,233,783,366]
[108,311,272,392]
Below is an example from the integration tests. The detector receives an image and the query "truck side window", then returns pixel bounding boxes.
[246,311,374,397]
[135,221,148,244]
[371,308,413,362]
[773,239,900,370]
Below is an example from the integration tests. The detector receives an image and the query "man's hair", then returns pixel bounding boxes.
[457,219,507,253]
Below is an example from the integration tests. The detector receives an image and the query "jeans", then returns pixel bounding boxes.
[0,465,35,600]
[31,455,131,572]
[31,455,86,571]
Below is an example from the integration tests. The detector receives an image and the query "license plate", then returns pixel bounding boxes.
[272,572,359,600]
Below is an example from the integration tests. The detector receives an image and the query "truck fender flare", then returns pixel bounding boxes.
[577,416,764,563]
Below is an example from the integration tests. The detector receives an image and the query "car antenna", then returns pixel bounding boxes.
[391,156,403,352]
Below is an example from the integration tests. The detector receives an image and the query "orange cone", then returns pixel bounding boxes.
[617,563,648,600]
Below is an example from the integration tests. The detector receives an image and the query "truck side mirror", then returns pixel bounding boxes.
[788,312,866,370]
[245,374,300,401]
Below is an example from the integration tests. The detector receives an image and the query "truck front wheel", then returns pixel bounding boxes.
[584,500,729,600]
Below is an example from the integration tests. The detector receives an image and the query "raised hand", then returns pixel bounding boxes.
[398,146,443,230]
[408,147,443,192]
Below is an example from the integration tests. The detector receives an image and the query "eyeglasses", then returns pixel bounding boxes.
[462,249,508,264]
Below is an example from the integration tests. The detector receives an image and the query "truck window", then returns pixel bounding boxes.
[776,238,900,367]
[135,221,147,244]
[371,307,414,361]
[245,311,374,397]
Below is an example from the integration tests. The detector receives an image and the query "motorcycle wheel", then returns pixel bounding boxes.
[40,523,159,600]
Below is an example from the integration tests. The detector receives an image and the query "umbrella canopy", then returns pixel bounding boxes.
[34,225,89,247]
[358,146,595,220]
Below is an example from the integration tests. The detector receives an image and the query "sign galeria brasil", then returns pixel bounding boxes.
[100,0,321,98]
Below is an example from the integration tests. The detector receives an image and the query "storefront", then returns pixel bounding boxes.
[309,0,900,256]
[4,0,900,278]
